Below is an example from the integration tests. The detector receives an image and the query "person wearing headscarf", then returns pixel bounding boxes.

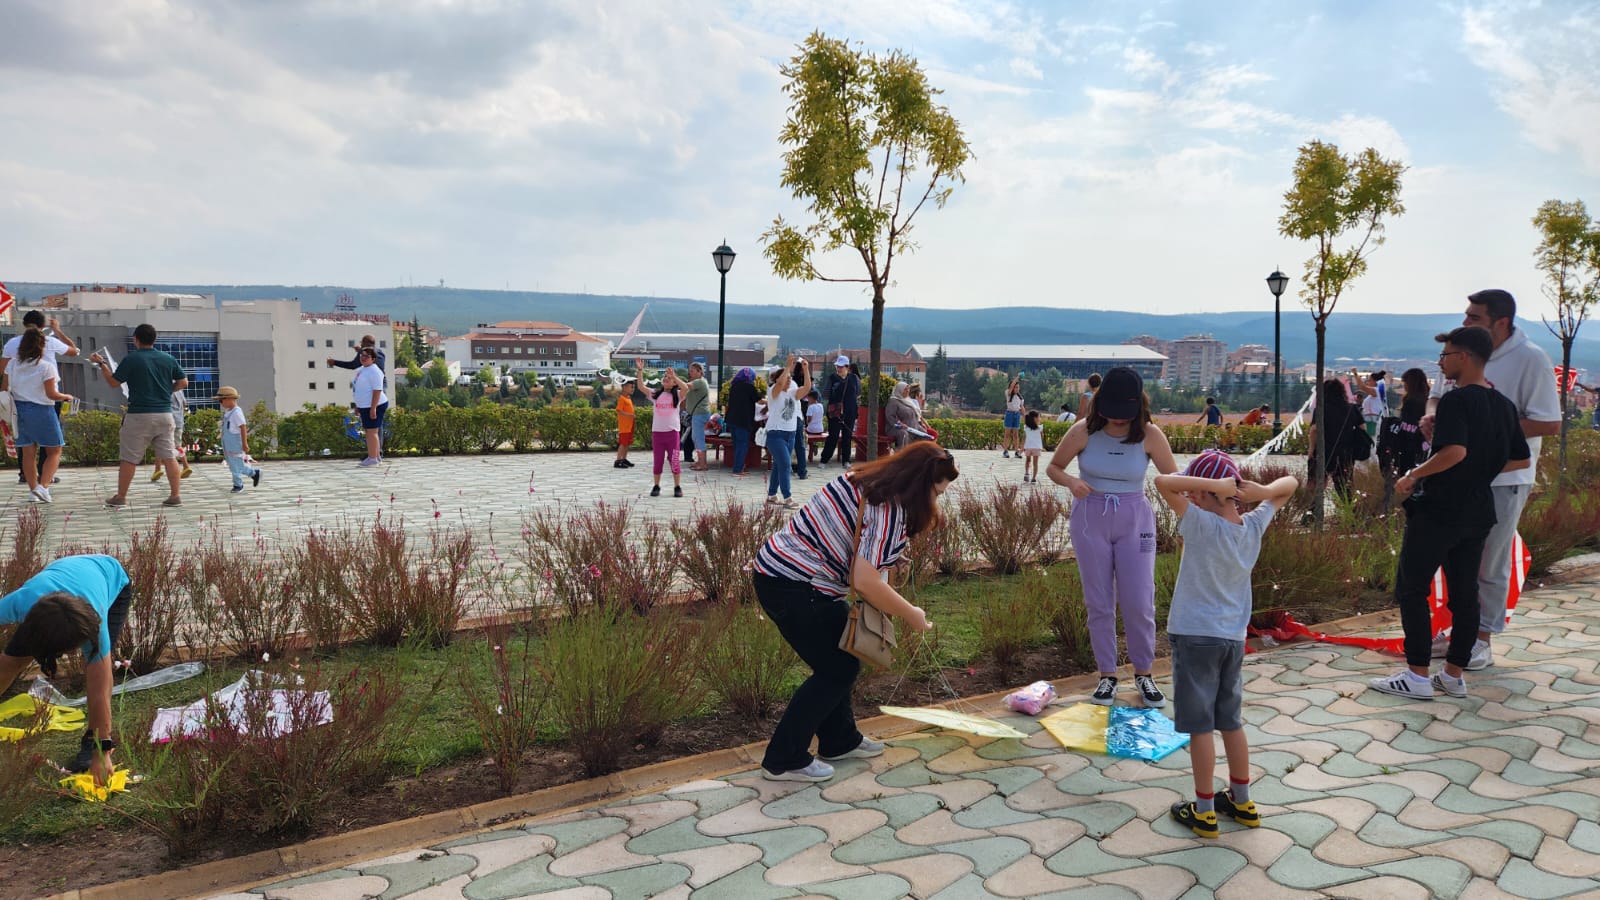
[725,367,760,476]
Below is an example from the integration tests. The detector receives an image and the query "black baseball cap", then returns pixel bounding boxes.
[1095,367,1143,420]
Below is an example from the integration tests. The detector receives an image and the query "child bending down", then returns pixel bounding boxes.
[1153,450,1298,838]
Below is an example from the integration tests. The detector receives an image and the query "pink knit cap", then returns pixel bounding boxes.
[1184,449,1241,482]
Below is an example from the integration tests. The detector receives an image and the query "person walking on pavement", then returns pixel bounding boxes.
[819,356,860,469]
[1,311,78,487]
[94,324,186,509]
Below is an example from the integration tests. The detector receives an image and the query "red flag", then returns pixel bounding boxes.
[1554,366,1580,392]
[0,283,14,317]
[616,303,647,351]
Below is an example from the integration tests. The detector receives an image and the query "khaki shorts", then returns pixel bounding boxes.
[120,412,178,464]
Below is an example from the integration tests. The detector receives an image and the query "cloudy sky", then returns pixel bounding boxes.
[2,0,1597,317]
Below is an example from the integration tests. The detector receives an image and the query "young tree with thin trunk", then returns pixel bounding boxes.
[1532,198,1600,474]
[762,32,971,458]
[1278,140,1406,528]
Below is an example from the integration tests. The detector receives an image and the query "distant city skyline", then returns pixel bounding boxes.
[2,1,1596,318]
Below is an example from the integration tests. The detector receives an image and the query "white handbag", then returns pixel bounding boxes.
[753,426,767,448]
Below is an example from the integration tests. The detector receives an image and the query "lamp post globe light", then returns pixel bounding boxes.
[712,242,736,387]
[1266,268,1290,436]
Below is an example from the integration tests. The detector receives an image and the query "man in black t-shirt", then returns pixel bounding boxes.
[1369,326,1529,702]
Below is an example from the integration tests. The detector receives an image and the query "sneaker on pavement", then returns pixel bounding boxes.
[104,496,127,509]
[251,469,262,488]
[1170,800,1219,838]
[1135,674,1167,708]
[230,485,245,494]
[820,737,886,761]
[1431,671,1468,699]
[1368,669,1434,700]
[1466,640,1493,671]
[673,485,683,498]
[29,487,50,504]
[762,759,835,782]
[1090,676,1118,706]
[1216,790,1261,827]
[650,485,661,497]
[1430,630,1451,659]
[161,496,183,507]
[357,457,379,467]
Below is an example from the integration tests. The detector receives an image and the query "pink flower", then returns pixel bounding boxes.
[434,511,442,518]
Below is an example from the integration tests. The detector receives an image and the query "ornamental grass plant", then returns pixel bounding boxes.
[694,602,800,719]
[957,484,1067,575]
[456,620,549,793]
[115,518,186,674]
[671,500,786,605]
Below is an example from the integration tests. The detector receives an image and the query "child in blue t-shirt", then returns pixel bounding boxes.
[1154,451,1298,838]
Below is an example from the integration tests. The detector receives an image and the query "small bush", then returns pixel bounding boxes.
[522,501,677,614]
[957,484,1067,574]
[61,411,123,465]
[886,626,951,687]
[695,603,800,718]
[350,519,472,647]
[292,527,361,654]
[1153,551,1181,624]
[185,534,301,661]
[975,584,1045,677]
[0,710,49,832]
[117,518,183,673]
[671,500,786,604]
[0,506,48,592]
[929,500,967,576]
[1030,567,1094,671]
[538,601,699,777]
[457,621,549,793]
[1252,523,1365,616]
[1521,491,1600,576]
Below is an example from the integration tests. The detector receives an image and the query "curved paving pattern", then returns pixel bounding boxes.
[217,581,1600,899]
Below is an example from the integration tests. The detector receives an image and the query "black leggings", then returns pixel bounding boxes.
[753,573,863,773]
[1395,514,1488,668]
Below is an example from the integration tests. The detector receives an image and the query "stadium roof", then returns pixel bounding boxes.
[908,344,1167,361]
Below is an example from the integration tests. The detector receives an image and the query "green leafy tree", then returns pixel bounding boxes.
[980,373,1010,414]
[409,316,430,363]
[395,334,416,369]
[954,361,984,409]
[925,344,950,400]
[406,361,425,387]
[761,32,971,458]
[1278,140,1405,527]
[1532,198,1600,474]
[425,362,452,389]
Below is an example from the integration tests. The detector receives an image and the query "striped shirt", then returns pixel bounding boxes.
[753,475,908,596]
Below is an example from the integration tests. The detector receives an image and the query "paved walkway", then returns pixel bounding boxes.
[213,580,1600,899]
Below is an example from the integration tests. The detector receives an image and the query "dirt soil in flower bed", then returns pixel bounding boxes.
[0,594,1399,899]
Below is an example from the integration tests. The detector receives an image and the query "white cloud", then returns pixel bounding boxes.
[1010,57,1044,80]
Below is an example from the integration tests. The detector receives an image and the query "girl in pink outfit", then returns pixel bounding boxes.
[636,358,686,498]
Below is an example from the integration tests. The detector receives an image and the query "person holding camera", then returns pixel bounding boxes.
[1,311,78,486]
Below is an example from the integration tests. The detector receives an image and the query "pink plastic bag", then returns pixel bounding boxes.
[1003,680,1057,716]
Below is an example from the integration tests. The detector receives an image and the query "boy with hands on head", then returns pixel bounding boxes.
[1153,451,1299,837]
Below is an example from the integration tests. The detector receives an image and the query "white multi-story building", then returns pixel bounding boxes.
[440,321,611,379]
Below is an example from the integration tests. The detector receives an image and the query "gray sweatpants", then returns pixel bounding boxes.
[1476,484,1529,637]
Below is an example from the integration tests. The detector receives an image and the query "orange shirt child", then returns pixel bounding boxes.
[616,394,635,438]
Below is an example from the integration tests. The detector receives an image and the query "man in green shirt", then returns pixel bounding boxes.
[92,323,188,508]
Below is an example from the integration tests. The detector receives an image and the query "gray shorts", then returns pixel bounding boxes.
[120,412,178,464]
[1169,633,1245,734]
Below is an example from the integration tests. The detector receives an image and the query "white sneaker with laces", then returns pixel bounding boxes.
[1368,669,1434,700]
[820,737,886,761]
[1466,640,1493,672]
[1429,631,1451,659]
[762,759,835,782]
[1431,671,1468,699]
[29,487,50,504]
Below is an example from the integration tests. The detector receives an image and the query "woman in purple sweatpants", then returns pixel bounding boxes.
[1047,367,1179,709]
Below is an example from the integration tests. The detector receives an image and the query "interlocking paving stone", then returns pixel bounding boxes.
[1324,874,1432,900]
[1497,803,1580,839]
[1213,863,1322,900]
[1494,858,1600,899]
[1367,856,1474,898]
[950,793,1040,829]
[547,832,657,878]
[800,873,915,900]
[1326,783,1420,816]
[1285,797,1377,833]
[684,784,759,818]
[1355,813,1446,849]
[1417,835,1512,879]
[725,825,826,866]
[624,817,727,856]
[1531,836,1600,879]
[1455,820,1549,860]
[685,862,798,900]
[990,818,1085,857]
[521,817,629,855]
[763,842,870,886]
[1264,846,1369,890]
[926,872,1005,900]
[791,809,888,845]
[1261,811,1338,848]
[931,835,1031,878]
[1434,784,1520,815]
[906,779,997,813]
[1245,774,1328,807]
[263,876,392,900]
[855,791,946,828]
[1044,835,1143,877]
[830,825,929,865]
[965,764,1046,797]
[1041,800,1137,838]
[578,861,690,897]
[982,855,1093,897]
[761,785,854,820]
[1311,828,1414,867]
[869,853,974,897]
[361,855,478,900]
[656,843,761,888]
[461,855,580,900]
[1093,863,1197,900]
[1148,846,1248,888]
[1567,820,1600,854]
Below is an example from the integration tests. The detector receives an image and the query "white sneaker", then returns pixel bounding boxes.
[1431,671,1468,699]
[1429,631,1451,659]
[1368,669,1434,700]
[357,457,379,467]
[29,487,50,504]
[820,738,885,761]
[1466,640,1493,672]
[762,759,835,782]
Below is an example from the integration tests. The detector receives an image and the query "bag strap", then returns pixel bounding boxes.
[845,480,867,603]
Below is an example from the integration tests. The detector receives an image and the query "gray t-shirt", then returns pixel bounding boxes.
[1167,501,1278,640]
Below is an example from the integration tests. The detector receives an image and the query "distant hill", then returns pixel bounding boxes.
[9,282,1598,371]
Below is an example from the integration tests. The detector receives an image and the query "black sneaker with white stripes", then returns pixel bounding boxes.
[1134,674,1167,708]
[1090,676,1117,706]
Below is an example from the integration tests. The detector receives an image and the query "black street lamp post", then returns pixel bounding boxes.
[1266,269,1290,435]
[712,243,736,387]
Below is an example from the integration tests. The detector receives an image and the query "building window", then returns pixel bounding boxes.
[306,339,314,348]
[380,340,387,348]
[326,339,333,348]
[307,361,316,369]
[348,339,356,348]
[328,382,336,390]
[309,382,317,390]
[539,347,546,355]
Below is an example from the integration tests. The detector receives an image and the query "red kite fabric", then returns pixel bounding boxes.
[1554,366,1581,392]
[0,283,14,317]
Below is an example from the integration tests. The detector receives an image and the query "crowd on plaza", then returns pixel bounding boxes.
[0,289,1571,844]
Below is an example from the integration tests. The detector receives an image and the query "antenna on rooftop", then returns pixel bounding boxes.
[335,293,357,313]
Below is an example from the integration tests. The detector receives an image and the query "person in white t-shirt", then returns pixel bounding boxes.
[765,356,806,508]
[9,330,76,503]
[1,311,79,486]
[351,348,389,467]
[215,386,261,493]
[1423,289,1561,670]
[1057,403,1077,424]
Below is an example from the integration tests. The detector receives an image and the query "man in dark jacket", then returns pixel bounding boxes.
[724,367,760,475]
[328,334,386,375]
[819,355,860,468]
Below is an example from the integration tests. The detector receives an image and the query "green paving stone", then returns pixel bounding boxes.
[967,764,1045,797]
[618,792,670,806]
[1276,655,1320,673]
[463,854,581,900]
[1241,706,1278,725]
[1434,784,1518,815]
[857,792,945,827]
[1407,758,1484,785]
[1248,750,1306,774]
[1389,730,1465,755]
[729,825,828,866]
[996,714,1043,735]
[803,873,916,900]
[522,816,628,854]
[1558,735,1600,759]
[581,861,690,897]
[897,734,970,761]
[1264,846,1369,890]
[831,825,929,865]
[1034,886,1139,900]
[928,872,1003,900]
[1379,709,1440,733]
[1282,687,1342,706]
[876,759,946,788]
[952,794,1042,829]
[976,738,1055,760]
[254,870,360,892]
[1295,707,1362,727]
[1309,729,1375,754]
[688,862,799,900]
[1044,835,1142,876]
[625,816,729,856]
[1502,759,1581,788]
[1495,858,1600,900]
[1151,813,1212,841]
[1369,857,1473,898]
[437,829,529,850]
[1356,813,1444,849]
[1176,887,1215,900]
[932,836,1032,877]
[1042,800,1137,838]
[1055,766,1140,797]
[1448,711,1521,733]
[1454,820,1547,859]
[1525,792,1600,820]
[1318,753,1384,778]
[1262,811,1338,848]
[690,785,760,818]
[762,785,854,819]
[1247,775,1327,807]
[1149,847,1247,888]
[1327,783,1417,816]
[1473,734,1541,759]
[362,854,478,900]
[1552,678,1600,697]
[1568,820,1600,854]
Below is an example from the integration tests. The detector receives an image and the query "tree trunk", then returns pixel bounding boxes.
[1560,339,1573,477]
[1312,319,1327,531]
[867,287,885,460]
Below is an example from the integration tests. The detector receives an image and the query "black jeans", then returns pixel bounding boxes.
[1395,512,1489,669]
[754,572,863,773]
[820,415,855,465]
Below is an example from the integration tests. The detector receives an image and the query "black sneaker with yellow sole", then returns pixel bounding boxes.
[1216,790,1261,827]
[1169,800,1219,838]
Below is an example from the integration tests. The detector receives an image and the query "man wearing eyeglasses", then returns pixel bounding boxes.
[1422,290,1560,672]
[1372,326,1530,701]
